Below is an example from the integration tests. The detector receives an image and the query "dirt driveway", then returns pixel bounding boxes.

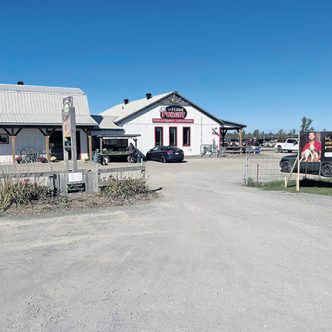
[0,157,331,331]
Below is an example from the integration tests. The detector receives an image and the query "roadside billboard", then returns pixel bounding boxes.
[300,131,332,162]
[300,132,322,162]
[320,132,332,161]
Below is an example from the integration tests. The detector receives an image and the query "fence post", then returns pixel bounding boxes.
[244,155,248,185]
[256,163,259,184]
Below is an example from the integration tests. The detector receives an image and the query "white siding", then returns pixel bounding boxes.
[121,103,221,156]
[0,129,88,163]
[0,129,45,163]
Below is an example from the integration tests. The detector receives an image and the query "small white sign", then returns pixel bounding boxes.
[324,152,332,157]
[68,172,83,183]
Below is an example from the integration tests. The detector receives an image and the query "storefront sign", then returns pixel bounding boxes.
[160,105,187,119]
[153,105,194,123]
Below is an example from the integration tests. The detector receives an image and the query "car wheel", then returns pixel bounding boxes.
[321,163,332,177]
[280,160,292,173]
[277,146,282,153]
[160,155,166,163]
[127,155,135,163]
[103,156,109,165]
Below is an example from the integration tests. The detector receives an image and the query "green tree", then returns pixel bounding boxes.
[253,129,260,139]
[277,129,286,141]
[300,117,314,132]
[288,128,297,137]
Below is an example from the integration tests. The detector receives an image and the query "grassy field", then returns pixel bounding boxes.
[248,178,332,196]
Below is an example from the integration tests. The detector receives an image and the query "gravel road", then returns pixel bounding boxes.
[0,157,331,331]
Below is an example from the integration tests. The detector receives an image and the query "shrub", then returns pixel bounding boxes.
[102,177,149,198]
[0,179,50,212]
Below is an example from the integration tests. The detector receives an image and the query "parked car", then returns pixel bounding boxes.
[279,154,332,177]
[146,146,184,163]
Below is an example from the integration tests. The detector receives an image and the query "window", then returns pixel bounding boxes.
[169,127,177,146]
[0,133,9,144]
[155,127,163,146]
[183,127,191,146]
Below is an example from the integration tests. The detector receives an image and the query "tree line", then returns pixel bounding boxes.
[226,117,327,141]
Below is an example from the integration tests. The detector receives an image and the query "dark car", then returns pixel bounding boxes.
[146,146,184,163]
[280,154,332,177]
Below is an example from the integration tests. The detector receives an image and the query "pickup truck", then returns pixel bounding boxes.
[274,138,299,153]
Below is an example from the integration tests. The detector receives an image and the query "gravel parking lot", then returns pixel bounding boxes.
[0,156,331,331]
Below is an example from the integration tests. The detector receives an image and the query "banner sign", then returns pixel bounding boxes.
[300,131,332,162]
[62,97,73,138]
[152,118,194,123]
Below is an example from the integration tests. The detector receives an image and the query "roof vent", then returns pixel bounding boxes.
[146,93,152,99]
[17,81,24,85]
[124,98,129,104]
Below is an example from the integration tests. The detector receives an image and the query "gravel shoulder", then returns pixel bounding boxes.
[0,157,331,331]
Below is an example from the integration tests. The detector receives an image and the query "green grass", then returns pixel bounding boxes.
[247,178,332,196]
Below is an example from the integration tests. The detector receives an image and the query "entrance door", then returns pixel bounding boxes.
[50,130,81,160]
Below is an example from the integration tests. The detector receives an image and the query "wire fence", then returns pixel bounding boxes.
[243,155,324,185]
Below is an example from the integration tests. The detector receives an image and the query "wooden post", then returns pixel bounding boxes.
[88,135,93,160]
[239,129,243,148]
[45,135,50,161]
[296,133,301,192]
[11,135,16,164]
[256,163,259,183]
[99,137,103,153]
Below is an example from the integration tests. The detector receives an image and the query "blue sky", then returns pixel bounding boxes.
[1,0,331,132]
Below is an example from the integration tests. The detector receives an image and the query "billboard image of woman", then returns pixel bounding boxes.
[300,132,321,162]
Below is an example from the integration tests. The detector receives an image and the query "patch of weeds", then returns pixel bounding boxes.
[0,179,50,212]
[101,176,149,199]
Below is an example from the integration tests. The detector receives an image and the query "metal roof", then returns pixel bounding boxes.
[219,119,247,129]
[100,92,173,123]
[100,91,231,127]
[0,84,85,95]
[91,115,122,129]
[0,83,96,126]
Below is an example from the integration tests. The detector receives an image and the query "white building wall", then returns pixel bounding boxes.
[121,103,221,156]
[0,128,87,163]
[0,129,45,163]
